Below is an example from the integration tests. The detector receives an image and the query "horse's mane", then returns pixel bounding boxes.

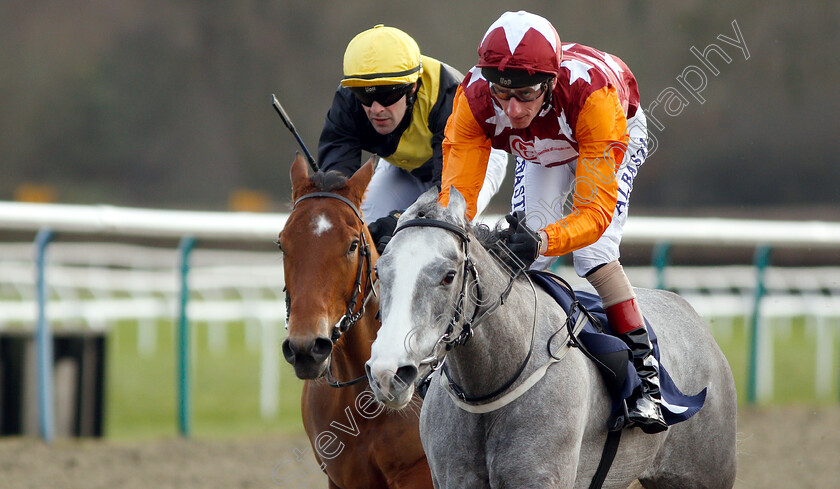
[408,197,516,269]
[471,221,511,258]
[309,170,349,192]
[406,198,462,224]
[473,221,526,277]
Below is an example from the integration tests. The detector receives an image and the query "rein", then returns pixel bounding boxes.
[288,191,377,388]
[441,271,539,404]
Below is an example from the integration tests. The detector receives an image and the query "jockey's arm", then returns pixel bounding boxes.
[542,86,627,256]
[318,88,365,177]
[439,86,493,220]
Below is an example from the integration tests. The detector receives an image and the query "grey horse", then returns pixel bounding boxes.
[365,188,737,488]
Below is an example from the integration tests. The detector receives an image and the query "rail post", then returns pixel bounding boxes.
[747,245,772,404]
[177,236,196,437]
[34,228,56,443]
[652,241,672,290]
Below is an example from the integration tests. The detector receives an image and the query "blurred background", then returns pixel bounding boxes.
[2,0,838,218]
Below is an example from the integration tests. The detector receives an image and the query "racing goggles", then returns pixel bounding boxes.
[349,84,413,107]
[489,81,548,103]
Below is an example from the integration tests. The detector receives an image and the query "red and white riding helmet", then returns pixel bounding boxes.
[477,11,562,87]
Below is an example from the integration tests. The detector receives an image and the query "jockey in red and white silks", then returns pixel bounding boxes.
[441,29,645,273]
[439,10,667,434]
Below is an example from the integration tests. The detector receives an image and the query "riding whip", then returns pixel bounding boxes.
[271,93,319,172]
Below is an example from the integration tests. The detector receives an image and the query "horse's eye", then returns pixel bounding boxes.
[374,266,379,279]
[348,240,359,254]
[275,239,283,252]
[441,270,457,285]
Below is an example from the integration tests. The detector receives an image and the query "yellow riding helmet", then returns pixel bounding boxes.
[341,25,423,88]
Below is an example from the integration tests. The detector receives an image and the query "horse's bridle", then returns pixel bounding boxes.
[286,191,376,388]
[393,218,484,360]
[391,216,543,404]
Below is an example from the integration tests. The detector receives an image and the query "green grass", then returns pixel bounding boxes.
[103,316,840,440]
[710,316,840,405]
[105,320,303,440]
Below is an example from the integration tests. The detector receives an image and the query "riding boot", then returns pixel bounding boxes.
[605,298,668,434]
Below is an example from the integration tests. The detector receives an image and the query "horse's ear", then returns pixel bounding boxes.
[290,153,310,199]
[412,187,439,208]
[445,186,467,217]
[347,156,375,204]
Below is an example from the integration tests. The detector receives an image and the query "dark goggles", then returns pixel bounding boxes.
[349,84,413,107]
[489,81,548,103]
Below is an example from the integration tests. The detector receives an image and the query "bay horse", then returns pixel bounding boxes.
[366,188,737,488]
[278,154,432,489]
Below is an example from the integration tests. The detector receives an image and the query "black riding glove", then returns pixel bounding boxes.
[368,209,402,254]
[504,211,542,270]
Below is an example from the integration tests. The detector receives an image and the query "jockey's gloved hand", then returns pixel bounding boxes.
[504,211,542,270]
[368,209,402,254]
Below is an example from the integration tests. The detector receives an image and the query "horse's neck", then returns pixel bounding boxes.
[444,245,542,398]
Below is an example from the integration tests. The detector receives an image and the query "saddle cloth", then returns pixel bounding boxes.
[530,271,706,426]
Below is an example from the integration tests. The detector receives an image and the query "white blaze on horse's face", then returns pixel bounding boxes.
[367,224,465,408]
[312,214,332,236]
[372,234,437,354]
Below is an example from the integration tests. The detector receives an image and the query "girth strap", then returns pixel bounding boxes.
[589,429,622,489]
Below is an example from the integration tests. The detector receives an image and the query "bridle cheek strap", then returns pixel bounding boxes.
[331,230,375,342]
[395,218,485,389]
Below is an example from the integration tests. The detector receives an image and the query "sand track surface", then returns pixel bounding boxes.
[1,406,838,489]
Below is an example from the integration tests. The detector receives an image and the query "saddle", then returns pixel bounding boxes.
[529,271,706,429]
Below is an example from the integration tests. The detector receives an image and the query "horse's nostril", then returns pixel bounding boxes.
[311,337,333,361]
[282,336,332,365]
[281,339,295,364]
[394,365,418,389]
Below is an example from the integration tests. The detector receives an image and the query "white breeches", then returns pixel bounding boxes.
[361,149,509,223]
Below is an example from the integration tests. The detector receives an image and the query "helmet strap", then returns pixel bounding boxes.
[540,79,554,112]
[406,79,421,107]
[392,80,420,134]
[397,79,421,129]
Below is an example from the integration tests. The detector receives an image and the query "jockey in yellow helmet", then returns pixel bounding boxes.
[318,24,508,252]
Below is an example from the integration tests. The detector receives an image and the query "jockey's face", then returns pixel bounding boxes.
[361,84,416,135]
[493,80,553,129]
[364,97,406,135]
